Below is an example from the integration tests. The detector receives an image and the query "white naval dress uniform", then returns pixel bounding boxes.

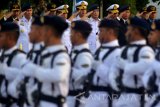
[27,42,44,64]
[9,44,71,107]
[87,17,100,54]
[7,43,44,107]
[0,46,27,107]
[110,40,155,107]
[144,59,160,107]
[73,15,81,21]
[67,43,93,107]
[84,40,121,107]
[73,15,88,21]
[25,42,44,107]
[17,16,32,53]
[61,20,72,54]
[34,45,71,107]
[142,46,160,107]
[1,44,26,62]
[18,16,32,34]
[17,25,30,53]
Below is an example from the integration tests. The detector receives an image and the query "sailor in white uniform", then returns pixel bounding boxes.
[17,3,33,53]
[109,17,155,107]
[87,4,101,54]
[67,20,93,107]
[84,19,121,107]
[56,4,72,53]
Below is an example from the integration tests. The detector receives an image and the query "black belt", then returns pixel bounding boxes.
[124,87,144,94]
[90,85,111,92]
[147,86,158,95]
[68,89,84,107]
[0,97,10,104]
[123,87,145,107]
[40,93,66,107]
[0,95,19,107]
[90,85,112,107]
[68,89,83,96]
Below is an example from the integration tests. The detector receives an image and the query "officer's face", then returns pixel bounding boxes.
[141,12,148,19]
[12,10,20,18]
[49,11,56,16]
[121,10,131,20]
[0,32,7,48]
[106,12,119,19]
[91,9,99,19]
[148,31,159,47]
[149,12,157,20]
[62,13,68,19]
[57,11,68,19]
[79,9,87,17]
[24,9,33,18]
[112,13,119,19]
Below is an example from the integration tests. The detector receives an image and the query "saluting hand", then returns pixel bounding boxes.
[81,11,93,21]
[68,10,80,21]
[57,12,64,17]
[4,11,13,19]
[43,11,50,16]
[18,11,26,19]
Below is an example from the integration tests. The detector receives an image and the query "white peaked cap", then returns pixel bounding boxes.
[56,5,69,10]
[75,1,88,7]
[106,4,119,11]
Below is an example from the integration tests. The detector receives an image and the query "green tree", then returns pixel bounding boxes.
[136,0,149,11]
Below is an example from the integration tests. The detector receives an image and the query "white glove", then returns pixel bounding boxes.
[8,82,19,99]
[27,84,38,106]
[116,56,126,69]
[153,60,160,74]
[96,64,109,79]
[72,68,87,84]
[108,66,121,92]
[0,63,7,75]
[92,60,102,71]
[74,75,87,85]
[21,62,36,77]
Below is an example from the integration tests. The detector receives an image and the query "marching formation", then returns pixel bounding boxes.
[0,0,160,107]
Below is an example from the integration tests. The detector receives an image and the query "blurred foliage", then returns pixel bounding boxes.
[135,0,149,11]
[152,0,160,4]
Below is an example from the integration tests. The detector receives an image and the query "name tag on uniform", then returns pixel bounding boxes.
[141,55,150,59]
[81,64,89,68]
[20,29,24,33]
[56,62,65,66]
[20,22,24,26]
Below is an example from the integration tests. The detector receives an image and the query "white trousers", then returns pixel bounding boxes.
[67,96,86,107]
[84,92,109,107]
[39,101,67,107]
[113,93,142,107]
